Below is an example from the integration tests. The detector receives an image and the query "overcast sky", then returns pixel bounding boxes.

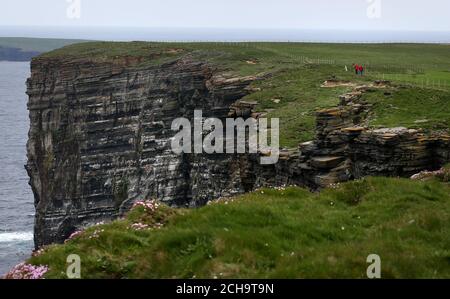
[1,0,449,31]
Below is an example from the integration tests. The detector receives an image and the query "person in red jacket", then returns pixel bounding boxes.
[359,65,364,76]
[353,64,359,75]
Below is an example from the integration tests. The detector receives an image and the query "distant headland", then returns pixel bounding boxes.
[0,37,86,61]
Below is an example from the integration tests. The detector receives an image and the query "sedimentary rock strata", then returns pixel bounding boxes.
[297,87,450,187]
[26,54,450,247]
[26,55,261,247]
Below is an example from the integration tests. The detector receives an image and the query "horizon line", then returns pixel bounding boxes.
[1,25,450,33]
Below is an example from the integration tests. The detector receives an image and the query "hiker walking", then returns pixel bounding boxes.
[359,65,364,76]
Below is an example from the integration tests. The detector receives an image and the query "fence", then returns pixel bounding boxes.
[287,54,450,91]
[152,41,450,91]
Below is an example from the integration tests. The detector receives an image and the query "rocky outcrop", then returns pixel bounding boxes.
[296,87,450,187]
[27,53,450,248]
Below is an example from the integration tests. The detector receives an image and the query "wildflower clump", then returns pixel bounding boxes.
[127,199,170,231]
[4,263,49,279]
[132,199,160,213]
[129,221,164,231]
[31,247,47,257]
[88,228,105,240]
[207,197,236,206]
[274,184,287,191]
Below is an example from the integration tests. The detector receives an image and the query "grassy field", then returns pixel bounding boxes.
[27,176,450,279]
[41,42,450,77]
[40,41,450,147]
[360,87,450,130]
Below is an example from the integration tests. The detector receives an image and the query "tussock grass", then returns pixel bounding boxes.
[29,177,450,279]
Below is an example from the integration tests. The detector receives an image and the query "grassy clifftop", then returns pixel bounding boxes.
[40,41,450,70]
[27,176,450,279]
[40,41,450,147]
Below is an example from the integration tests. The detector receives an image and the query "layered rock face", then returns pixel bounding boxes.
[27,56,450,248]
[297,87,450,187]
[26,55,262,247]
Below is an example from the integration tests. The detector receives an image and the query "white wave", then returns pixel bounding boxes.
[0,232,33,243]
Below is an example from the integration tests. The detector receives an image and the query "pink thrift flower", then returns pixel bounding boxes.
[4,263,49,280]
[132,200,160,213]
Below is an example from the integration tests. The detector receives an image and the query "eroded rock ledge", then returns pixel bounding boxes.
[296,84,450,187]
[26,55,450,247]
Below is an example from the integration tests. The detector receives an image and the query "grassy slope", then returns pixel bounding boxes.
[361,87,450,130]
[0,37,87,53]
[30,177,450,279]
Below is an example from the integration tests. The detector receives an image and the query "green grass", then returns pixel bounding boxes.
[28,177,450,279]
[244,65,357,146]
[38,41,450,147]
[361,87,450,130]
[40,42,450,75]
[381,71,450,89]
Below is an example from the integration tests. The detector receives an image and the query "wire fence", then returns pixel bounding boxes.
[293,54,450,91]
[152,41,450,91]
[223,43,449,91]
[375,73,450,91]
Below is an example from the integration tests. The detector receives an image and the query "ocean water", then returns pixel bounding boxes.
[0,61,34,275]
[1,26,449,43]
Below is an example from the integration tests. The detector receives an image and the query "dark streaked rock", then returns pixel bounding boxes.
[26,55,261,247]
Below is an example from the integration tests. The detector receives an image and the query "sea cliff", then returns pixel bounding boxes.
[26,42,450,247]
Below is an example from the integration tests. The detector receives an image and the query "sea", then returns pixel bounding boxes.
[1,26,450,43]
[0,61,34,275]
